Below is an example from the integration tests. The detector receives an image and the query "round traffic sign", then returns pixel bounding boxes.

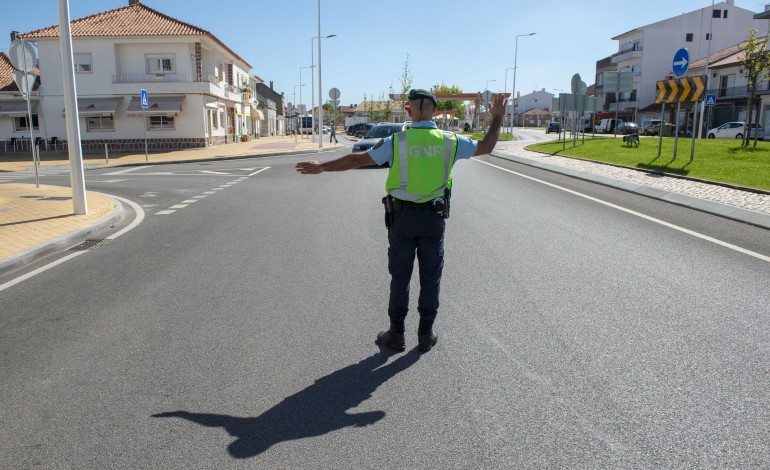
[329,87,341,100]
[8,39,37,72]
[672,48,690,78]
[483,90,492,102]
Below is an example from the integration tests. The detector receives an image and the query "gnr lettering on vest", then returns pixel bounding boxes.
[408,145,445,158]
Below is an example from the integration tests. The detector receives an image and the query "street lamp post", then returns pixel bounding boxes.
[512,32,536,127]
[317,0,323,148]
[311,34,335,143]
[300,66,313,139]
[504,67,514,131]
[293,84,305,138]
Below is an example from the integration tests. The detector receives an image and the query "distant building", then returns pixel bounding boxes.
[509,89,553,125]
[608,0,767,120]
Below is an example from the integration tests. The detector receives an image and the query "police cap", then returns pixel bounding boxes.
[407,89,438,107]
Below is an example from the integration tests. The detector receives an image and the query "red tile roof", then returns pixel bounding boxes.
[0,52,40,93]
[20,2,251,68]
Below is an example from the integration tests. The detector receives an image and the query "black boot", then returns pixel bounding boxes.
[417,319,438,352]
[376,321,405,352]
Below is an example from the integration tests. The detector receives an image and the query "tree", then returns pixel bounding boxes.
[399,54,413,104]
[363,92,376,122]
[380,92,393,122]
[739,29,770,147]
[430,84,465,127]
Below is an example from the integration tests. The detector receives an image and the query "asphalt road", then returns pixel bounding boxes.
[1,144,769,468]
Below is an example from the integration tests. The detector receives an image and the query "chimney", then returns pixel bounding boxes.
[270,81,274,90]
[129,0,141,5]
[10,31,19,42]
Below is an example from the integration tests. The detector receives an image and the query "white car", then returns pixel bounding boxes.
[707,122,763,140]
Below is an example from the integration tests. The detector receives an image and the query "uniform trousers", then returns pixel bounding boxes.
[387,206,446,326]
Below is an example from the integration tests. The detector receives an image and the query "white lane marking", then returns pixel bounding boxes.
[192,195,207,199]
[169,204,188,209]
[211,188,224,191]
[200,170,231,175]
[181,200,198,204]
[248,167,270,176]
[473,158,770,264]
[202,191,216,195]
[156,210,176,215]
[0,194,146,293]
[102,166,149,176]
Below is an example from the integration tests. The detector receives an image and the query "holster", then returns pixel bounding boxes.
[382,195,401,229]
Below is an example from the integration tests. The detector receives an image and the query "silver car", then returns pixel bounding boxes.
[352,123,403,153]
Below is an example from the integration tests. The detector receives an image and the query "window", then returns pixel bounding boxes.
[706,33,712,40]
[723,10,728,18]
[211,110,218,128]
[713,9,721,18]
[146,54,175,74]
[87,116,114,131]
[219,111,225,128]
[74,53,92,73]
[14,115,39,132]
[147,116,175,130]
[686,33,694,42]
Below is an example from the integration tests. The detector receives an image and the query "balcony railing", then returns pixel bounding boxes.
[113,73,195,83]
[708,83,770,99]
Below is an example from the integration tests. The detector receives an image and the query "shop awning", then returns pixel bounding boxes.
[251,109,265,119]
[77,97,122,116]
[126,95,184,116]
[0,100,38,117]
[62,97,122,117]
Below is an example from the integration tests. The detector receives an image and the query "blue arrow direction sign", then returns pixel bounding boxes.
[673,48,690,78]
[141,89,149,109]
[705,94,717,106]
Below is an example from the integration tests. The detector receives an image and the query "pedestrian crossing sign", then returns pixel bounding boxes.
[705,94,716,107]
[141,89,149,109]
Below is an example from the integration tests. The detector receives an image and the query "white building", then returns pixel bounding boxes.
[509,88,553,125]
[7,0,266,153]
[608,0,767,119]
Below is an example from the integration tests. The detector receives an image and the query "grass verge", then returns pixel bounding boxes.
[527,136,770,191]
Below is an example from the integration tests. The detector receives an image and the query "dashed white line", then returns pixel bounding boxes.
[181,200,198,204]
[102,166,149,176]
[156,210,176,215]
[169,204,188,209]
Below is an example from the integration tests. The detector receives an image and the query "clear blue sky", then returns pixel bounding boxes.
[2,0,767,107]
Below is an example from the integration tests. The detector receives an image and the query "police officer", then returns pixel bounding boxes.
[296,89,505,352]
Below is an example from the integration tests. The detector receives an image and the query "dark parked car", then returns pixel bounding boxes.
[617,122,639,135]
[346,122,372,136]
[353,123,374,138]
[546,122,561,134]
[352,123,403,154]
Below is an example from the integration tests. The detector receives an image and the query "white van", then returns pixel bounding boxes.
[594,118,622,134]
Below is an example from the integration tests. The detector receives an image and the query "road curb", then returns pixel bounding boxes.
[490,151,770,231]
[0,194,124,273]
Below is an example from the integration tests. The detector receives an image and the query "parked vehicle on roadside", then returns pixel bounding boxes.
[706,122,764,140]
[640,119,661,135]
[617,122,639,135]
[594,118,622,134]
[347,122,371,136]
[353,123,374,138]
[545,121,561,134]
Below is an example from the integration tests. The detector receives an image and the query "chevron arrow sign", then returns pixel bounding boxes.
[656,75,707,103]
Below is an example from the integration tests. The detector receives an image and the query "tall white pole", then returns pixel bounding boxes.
[696,0,716,139]
[310,38,315,143]
[512,33,536,128]
[58,0,87,214]
[317,0,323,148]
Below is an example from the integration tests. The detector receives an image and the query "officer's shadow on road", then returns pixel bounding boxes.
[152,348,421,459]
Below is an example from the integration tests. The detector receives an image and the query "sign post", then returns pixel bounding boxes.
[141,89,148,162]
[9,38,40,187]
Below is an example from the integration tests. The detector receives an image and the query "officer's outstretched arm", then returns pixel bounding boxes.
[296,152,375,174]
[474,93,506,156]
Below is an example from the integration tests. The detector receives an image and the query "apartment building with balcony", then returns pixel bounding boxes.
[607,0,766,120]
[688,35,770,131]
[14,0,262,151]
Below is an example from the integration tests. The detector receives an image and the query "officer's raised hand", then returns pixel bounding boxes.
[474,93,506,156]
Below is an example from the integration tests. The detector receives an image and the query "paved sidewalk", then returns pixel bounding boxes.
[0,135,345,271]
